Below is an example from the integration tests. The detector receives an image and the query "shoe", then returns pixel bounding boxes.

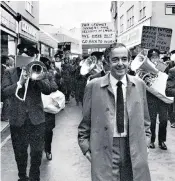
[171,123,175,128]
[149,142,155,149]
[46,152,52,160]
[159,142,167,150]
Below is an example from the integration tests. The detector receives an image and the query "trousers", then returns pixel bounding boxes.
[147,92,168,143]
[112,137,133,181]
[44,113,55,153]
[10,118,45,181]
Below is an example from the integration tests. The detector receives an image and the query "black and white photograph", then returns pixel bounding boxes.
[1,0,175,181]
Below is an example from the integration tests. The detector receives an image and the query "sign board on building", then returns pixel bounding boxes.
[165,3,175,15]
[19,20,38,42]
[81,22,115,46]
[58,42,71,51]
[0,7,17,33]
[141,26,172,51]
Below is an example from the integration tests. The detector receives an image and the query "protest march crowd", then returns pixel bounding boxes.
[1,29,175,181]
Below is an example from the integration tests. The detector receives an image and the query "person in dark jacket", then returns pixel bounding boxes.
[40,57,59,161]
[1,55,15,121]
[74,65,88,106]
[61,58,72,102]
[1,44,55,181]
[146,49,168,150]
[165,50,175,128]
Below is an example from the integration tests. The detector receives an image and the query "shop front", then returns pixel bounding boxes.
[0,6,17,56]
[38,29,58,58]
[18,18,39,50]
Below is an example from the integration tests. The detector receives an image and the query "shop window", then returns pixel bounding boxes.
[139,1,146,20]
[127,6,134,29]
[25,1,33,15]
[120,15,124,33]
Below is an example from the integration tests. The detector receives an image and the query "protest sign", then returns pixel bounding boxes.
[141,26,172,51]
[81,22,115,45]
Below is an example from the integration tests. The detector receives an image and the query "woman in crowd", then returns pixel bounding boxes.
[40,57,60,160]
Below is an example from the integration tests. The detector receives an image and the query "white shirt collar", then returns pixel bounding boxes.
[110,73,127,87]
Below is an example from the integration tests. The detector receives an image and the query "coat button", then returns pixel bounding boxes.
[104,126,108,131]
[104,146,108,150]
[106,107,109,112]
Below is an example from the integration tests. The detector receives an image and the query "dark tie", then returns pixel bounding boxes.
[116,81,124,133]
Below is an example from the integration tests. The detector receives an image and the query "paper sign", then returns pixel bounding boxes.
[81,22,115,45]
[141,26,172,51]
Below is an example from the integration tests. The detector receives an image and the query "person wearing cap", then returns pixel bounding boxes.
[1,44,54,181]
[146,49,169,150]
[78,43,151,181]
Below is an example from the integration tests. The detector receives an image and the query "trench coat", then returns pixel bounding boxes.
[78,73,151,181]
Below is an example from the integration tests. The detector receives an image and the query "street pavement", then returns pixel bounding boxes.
[1,99,175,181]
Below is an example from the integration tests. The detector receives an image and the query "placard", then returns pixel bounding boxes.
[81,22,115,45]
[141,26,172,51]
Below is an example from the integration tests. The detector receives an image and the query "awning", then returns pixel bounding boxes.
[39,29,58,48]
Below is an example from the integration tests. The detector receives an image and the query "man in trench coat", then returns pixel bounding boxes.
[78,43,151,181]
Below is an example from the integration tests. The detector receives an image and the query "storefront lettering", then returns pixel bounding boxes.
[21,21,37,38]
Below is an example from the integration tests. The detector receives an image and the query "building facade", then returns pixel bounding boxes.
[110,1,175,54]
[0,2,18,56]
[0,1,39,58]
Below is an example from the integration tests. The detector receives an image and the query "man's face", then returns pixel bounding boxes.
[109,47,129,80]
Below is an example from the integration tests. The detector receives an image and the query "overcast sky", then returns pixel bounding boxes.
[39,0,112,30]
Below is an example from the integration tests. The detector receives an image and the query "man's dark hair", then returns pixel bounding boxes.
[91,52,103,60]
[104,43,131,62]
[147,49,160,59]
[171,50,175,54]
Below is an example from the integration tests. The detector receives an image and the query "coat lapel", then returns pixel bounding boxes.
[100,73,114,96]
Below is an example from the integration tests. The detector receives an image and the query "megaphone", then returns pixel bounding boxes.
[131,50,159,74]
[80,56,98,75]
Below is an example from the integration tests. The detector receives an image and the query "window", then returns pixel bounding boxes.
[127,6,134,28]
[25,1,33,15]
[120,15,124,33]
[139,1,146,20]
